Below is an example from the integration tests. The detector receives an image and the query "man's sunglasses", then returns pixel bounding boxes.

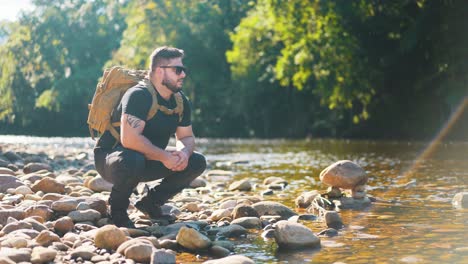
[159,66,186,75]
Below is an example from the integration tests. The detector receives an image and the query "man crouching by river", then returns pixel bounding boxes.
[93,46,206,228]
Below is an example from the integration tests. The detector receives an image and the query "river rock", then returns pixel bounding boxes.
[85,198,108,217]
[95,225,127,250]
[335,196,371,209]
[68,209,101,223]
[203,255,255,264]
[317,228,339,237]
[189,178,207,188]
[252,201,297,219]
[86,176,113,192]
[35,230,61,246]
[217,224,247,238]
[24,218,48,232]
[231,204,259,219]
[117,238,154,255]
[0,209,25,225]
[452,192,468,209]
[210,209,232,221]
[209,245,230,258]
[19,173,43,184]
[325,211,343,229]
[70,245,96,260]
[176,226,212,251]
[54,216,75,233]
[124,243,154,263]
[274,220,320,249]
[51,198,83,212]
[0,248,32,262]
[151,249,176,264]
[228,179,252,191]
[23,163,52,174]
[231,217,262,229]
[31,177,65,194]
[0,237,28,248]
[2,221,32,234]
[25,205,53,221]
[0,175,25,193]
[319,160,367,189]
[295,190,320,208]
[14,185,33,195]
[31,247,57,263]
[219,200,237,209]
[0,167,15,176]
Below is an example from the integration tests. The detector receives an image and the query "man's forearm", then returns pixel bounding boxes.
[176,136,195,156]
[122,132,168,161]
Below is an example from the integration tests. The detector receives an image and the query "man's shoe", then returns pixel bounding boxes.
[110,210,136,228]
[135,198,163,219]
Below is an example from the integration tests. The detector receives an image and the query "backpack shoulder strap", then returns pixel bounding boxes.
[142,79,184,122]
[173,92,184,122]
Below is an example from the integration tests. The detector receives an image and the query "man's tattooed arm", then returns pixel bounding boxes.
[126,115,142,129]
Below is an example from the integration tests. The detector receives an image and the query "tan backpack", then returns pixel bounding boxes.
[87,66,184,143]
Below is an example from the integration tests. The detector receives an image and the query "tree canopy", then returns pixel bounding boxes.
[0,0,466,139]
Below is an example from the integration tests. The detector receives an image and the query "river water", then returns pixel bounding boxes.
[1,136,467,263]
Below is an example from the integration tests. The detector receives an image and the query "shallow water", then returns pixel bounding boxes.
[1,136,467,263]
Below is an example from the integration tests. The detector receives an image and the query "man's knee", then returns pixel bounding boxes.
[188,152,207,176]
[107,148,145,184]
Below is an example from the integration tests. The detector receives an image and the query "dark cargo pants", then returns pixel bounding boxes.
[94,146,206,212]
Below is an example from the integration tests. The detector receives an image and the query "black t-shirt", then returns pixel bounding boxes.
[96,83,191,149]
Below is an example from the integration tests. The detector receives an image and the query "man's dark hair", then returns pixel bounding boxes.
[149,46,184,71]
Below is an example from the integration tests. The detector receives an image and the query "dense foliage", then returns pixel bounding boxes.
[0,0,466,139]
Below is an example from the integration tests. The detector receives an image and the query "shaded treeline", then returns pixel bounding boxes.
[0,0,466,139]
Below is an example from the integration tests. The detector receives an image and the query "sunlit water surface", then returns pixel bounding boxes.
[0,136,467,263]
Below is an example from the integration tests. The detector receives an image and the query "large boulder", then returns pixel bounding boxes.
[319,160,367,189]
[274,220,320,250]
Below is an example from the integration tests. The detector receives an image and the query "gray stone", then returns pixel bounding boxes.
[274,220,320,250]
[320,160,367,189]
[231,217,262,229]
[209,245,230,258]
[0,210,25,226]
[23,162,52,174]
[68,209,101,223]
[295,190,320,208]
[0,248,32,262]
[216,224,247,238]
[124,243,154,263]
[51,198,83,212]
[0,175,25,193]
[228,179,252,191]
[151,249,176,264]
[31,246,57,263]
[70,245,96,260]
[325,211,343,229]
[252,201,297,219]
[231,204,259,219]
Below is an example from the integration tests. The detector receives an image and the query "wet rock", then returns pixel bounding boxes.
[68,209,101,223]
[231,204,259,219]
[217,224,247,238]
[35,230,61,246]
[261,229,275,239]
[86,176,113,192]
[23,163,52,174]
[0,209,25,225]
[54,216,75,234]
[0,248,32,262]
[295,190,320,208]
[25,205,53,221]
[231,217,262,229]
[334,197,371,209]
[274,220,320,250]
[261,190,274,196]
[95,225,127,250]
[325,211,343,229]
[252,201,297,219]
[352,190,367,199]
[31,177,65,194]
[209,245,230,258]
[151,249,176,264]
[452,192,468,209]
[320,160,367,189]
[0,175,25,193]
[176,226,212,251]
[212,240,235,252]
[228,179,252,191]
[124,243,154,263]
[317,228,339,237]
[326,186,342,198]
[203,255,255,264]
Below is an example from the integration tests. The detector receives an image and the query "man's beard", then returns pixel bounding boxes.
[162,73,183,93]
